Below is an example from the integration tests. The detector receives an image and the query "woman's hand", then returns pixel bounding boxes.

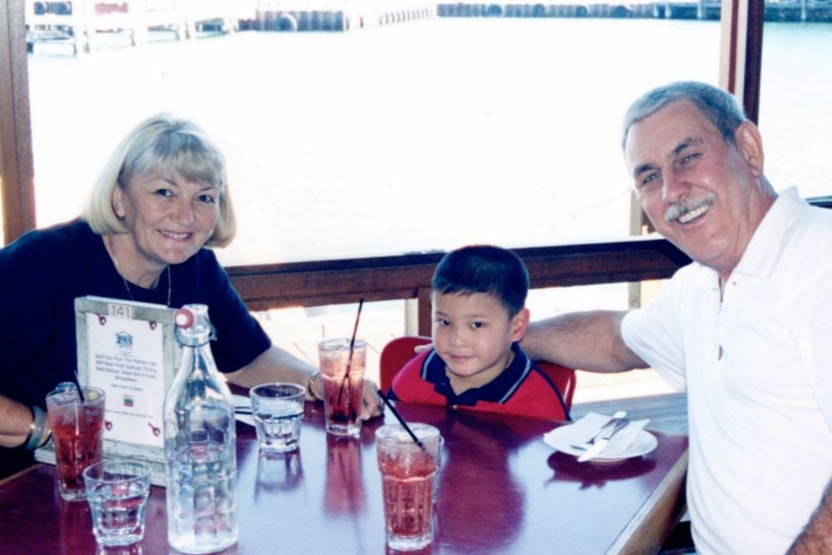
[360,379,383,420]
[306,372,382,421]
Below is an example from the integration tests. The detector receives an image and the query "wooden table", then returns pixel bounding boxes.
[0,402,687,555]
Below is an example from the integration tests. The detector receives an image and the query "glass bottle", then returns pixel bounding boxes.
[164,304,238,554]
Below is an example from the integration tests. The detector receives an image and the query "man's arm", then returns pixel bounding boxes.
[787,478,832,554]
[224,345,383,419]
[521,310,647,373]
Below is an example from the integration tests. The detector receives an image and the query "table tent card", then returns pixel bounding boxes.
[37,296,178,485]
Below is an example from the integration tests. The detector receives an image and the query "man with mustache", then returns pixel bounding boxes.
[522,81,832,554]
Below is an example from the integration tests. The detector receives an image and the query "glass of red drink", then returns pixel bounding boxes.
[318,338,367,437]
[45,383,106,501]
[375,423,443,551]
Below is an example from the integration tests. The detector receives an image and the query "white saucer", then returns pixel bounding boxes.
[543,424,658,463]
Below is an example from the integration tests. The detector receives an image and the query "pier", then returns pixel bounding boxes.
[255,0,435,32]
[26,0,258,53]
[437,0,832,20]
[25,0,832,54]
[25,0,436,53]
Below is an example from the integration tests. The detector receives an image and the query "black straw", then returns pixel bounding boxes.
[338,299,364,410]
[345,298,364,372]
[73,371,86,403]
[379,391,425,451]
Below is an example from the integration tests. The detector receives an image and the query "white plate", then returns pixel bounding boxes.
[543,424,658,463]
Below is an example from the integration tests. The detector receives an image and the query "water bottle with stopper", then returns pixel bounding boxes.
[164,304,238,554]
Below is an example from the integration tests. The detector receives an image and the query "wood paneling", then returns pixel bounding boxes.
[227,237,691,335]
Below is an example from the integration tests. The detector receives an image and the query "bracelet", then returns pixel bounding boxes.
[19,407,35,449]
[22,405,46,451]
[38,429,53,449]
[307,371,323,402]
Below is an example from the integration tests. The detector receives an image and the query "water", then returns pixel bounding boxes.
[25,19,830,267]
[86,481,150,546]
[166,445,238,554]
[164,305,238,554]
[252,401,304,452]
[23,19,714,263]
[88,494,147,546]
[250,383,305,451]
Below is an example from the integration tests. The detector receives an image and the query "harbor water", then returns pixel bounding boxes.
[26,18,831,264]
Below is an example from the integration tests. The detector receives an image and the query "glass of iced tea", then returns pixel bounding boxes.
[318,338,367,437]
[375,423,443,551]
[45,382,106,501]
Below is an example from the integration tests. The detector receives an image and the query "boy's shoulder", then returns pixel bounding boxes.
[390,349,443,403]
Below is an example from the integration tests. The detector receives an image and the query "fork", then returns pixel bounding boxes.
[571,410,628,450]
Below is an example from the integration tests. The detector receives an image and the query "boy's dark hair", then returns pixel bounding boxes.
[431,245,529,318]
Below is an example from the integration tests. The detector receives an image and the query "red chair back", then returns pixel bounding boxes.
[535,360,576,410]
[379,336,431,392]
[379,335,576,411]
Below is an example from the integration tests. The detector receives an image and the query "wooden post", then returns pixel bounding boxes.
[0,0,36,244]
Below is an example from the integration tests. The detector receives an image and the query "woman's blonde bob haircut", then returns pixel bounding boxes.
[82,114,236,247]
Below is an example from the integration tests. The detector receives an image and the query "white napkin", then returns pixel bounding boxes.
[555,412,649,454]
[233,394,255,427]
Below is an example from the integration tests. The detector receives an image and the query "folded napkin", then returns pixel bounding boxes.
[550,412,649,455]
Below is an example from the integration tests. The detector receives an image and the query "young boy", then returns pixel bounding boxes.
[388,245,569,421]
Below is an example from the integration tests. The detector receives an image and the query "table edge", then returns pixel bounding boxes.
[606,448,689,555]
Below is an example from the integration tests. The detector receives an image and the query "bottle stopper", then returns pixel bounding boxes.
[174,307,194,329]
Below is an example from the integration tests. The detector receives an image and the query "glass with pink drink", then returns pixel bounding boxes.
[45,382,106,501]
[375,423,443,551]
[318,338,367,437]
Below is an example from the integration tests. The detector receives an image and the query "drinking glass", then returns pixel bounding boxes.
[375,423,443,551]
[318,338,367,437]
[45,383,106,501]
[250,382,305,453]
[83,459,151,547]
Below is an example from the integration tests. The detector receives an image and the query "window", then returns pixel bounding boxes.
[8,1,819,400]
[759,19,832,199]
[23,12,722,265]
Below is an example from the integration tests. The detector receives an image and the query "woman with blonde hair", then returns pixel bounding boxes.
[0,114,381,478]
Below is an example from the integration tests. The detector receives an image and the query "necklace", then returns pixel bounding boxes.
[120,267,172,307]
[107,235,173,307]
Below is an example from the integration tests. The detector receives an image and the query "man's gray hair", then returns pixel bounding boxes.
[621,81,748,150]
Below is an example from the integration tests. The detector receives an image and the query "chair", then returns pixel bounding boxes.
[379,336,433,393]
[379,335,577,412]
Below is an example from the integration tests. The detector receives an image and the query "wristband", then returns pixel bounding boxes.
[23,405,46,451]
[38,429,53,449]
[307,371,323,402]
[19,407,35,449]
